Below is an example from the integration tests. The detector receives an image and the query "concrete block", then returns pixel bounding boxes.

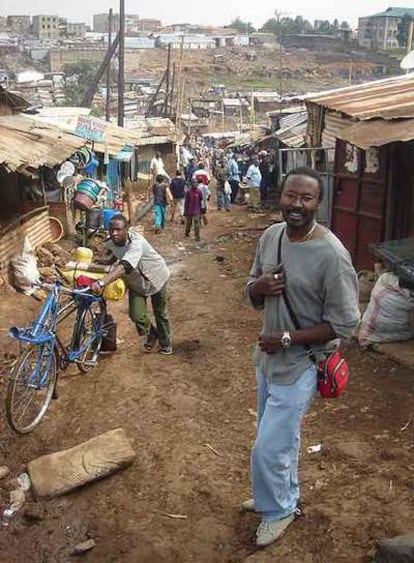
[27,428,135,498]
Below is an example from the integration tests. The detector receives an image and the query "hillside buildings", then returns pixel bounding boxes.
[32,15,59,40]
[358,6,414,50]
[6,15,31,34]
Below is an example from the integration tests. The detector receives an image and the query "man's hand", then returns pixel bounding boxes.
[250,268,285,300]
[90,281,104,296]
[258,332,284,354]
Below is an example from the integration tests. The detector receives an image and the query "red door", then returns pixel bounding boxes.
[331,139,388,270]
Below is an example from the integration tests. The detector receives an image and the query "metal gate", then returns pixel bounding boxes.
[278,147,335,227]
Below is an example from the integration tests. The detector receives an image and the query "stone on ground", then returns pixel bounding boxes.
[70,539,96,555]
[0,466,10,480]
[374,535,414,562]
[23,503,44,522]
[27,428,135,498]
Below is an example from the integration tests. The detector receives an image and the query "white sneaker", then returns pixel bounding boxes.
[242,498,304,516]
[256,514,294,547]
[241,498,255,511]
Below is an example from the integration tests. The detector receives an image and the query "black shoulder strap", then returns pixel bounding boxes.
[278,228,316,362]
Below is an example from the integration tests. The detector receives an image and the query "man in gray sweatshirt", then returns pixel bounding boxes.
[244,166,360,547]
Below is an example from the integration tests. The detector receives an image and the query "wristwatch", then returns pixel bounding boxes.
[280,331,292,349]
[96,280,105,290]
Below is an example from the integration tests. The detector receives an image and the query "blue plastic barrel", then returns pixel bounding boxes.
[103,209,118,230]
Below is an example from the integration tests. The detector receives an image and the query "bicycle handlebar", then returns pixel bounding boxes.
[34,281,100,298]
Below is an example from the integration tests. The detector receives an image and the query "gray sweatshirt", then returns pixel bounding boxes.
[106,230,170,296]
[246,222,360,384]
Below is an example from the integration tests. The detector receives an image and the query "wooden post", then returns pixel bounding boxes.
[407,20,414,54]
[117,0,125,126]
[105,9,113,122]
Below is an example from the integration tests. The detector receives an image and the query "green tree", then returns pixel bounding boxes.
[260,15,312,37]
[63,62,98,106]
[341,21,351,30]
[227,17,256,34]
[397,15,413,48]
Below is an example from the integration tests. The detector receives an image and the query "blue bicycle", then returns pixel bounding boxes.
[6,282,112,434]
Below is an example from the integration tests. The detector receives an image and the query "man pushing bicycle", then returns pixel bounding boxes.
[91,214,173,355]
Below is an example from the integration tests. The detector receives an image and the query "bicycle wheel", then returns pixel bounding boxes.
[72,300,106,373]
[6,343,57,434]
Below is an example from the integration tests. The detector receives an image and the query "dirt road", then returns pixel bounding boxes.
[1,207,413,563]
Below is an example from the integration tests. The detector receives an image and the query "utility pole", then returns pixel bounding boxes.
[105,8,113,122]
[348,60,354,85]
[164,43,172,116]
[170,62,176,118]
[175,35,185,130]
[81,32,120,108]
[117,0,125,126]
[275,10,284,101]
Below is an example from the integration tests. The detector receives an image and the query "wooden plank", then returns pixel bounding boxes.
[27,428,136,499]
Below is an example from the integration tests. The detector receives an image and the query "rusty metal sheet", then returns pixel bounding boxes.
[304,73,414,120]
[322,112,354,150]
[0,116,85,173]
[0,207,52,277]
[337,118,414,149]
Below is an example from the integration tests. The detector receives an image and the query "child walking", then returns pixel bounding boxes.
[152,175,172,233]
[184,178,203,241]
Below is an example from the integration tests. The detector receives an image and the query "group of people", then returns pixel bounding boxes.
[148,147,276,242]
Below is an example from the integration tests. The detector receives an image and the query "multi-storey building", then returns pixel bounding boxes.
[6,15,31,34]
[125,14,140,32]
[32,15,59,40]
[93,13,120,33]
[358,6,414,50]
[137,19,161,33]
[66,22,86,37]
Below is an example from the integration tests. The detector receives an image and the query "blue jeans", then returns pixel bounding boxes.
[217,189,231,210]
[251,367,317,522]
[153,204,166,229]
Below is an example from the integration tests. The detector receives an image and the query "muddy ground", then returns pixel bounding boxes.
[0,207,413,563]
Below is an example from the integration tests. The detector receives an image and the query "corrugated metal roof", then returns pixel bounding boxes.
[0,86,30,111]
[365,7,414,18]
[135,135,174,146]
[304,73,414,120]
[0,115,85,173]
[322,111,354,150]
[338,118,414,149]
[0,207,52,277]
[30,114,178,155]
[274,112,308,147]
[276,122,307,148]
[268,105,306,117]
[279,111,308,130]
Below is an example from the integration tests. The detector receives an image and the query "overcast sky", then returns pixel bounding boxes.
[0,1,410,29]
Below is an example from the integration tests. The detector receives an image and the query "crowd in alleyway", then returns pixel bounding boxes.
[148,144,279,242]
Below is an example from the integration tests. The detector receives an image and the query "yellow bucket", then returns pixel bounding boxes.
[73,247,94,264]
[62,269,126,301]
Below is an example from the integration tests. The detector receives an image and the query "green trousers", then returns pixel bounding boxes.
[185,215,201,240]
[128,283,171,347]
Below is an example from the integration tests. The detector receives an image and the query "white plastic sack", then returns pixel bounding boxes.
[359,272,414,346]
[11,237,41,295]
[224,181,232,196]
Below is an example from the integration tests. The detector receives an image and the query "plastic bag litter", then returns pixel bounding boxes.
[359,272,414,346]
[11,237,41,295]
